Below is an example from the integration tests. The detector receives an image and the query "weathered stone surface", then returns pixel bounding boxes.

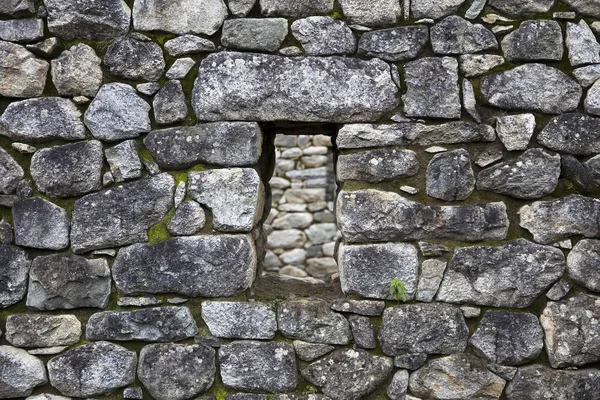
[220,341,297,393]
[563,0,600,17]
[0,148,23,195]
[426,149,475,201]
[546,279,572,301]
[585,79,600,117]
[13,197,69,250]
[85,83,151,141]
[113,235,256,297]
[501,20,563,61]
[222,18,288,52]
[337,148,419,182]
[25,394,71,400]
[273,213,313,230]
[164,35,215,57]
[27,254,110,310]
[267,229,306,249]
[431,16,497,55]
[506,365,600,400]
[394,353,428,370]
[0,221,13,244]
[192,52,398,122]
[6,314,81,348]
[437,239,566,308]
[31,140,103,198]
[567,239,600,292]
[0,19,43,43]
[348,315,376,349]
[138,343,216,400]
[519,195,600,244]
[403,57,461,119]
[0,346,47,398]
[495,114,535,151]
[359,26,428,63]
[470,312,544,366]
[71,173,174,253]
[0,41,48,98]
[459,54,505,77]
[133,0,228,35]
[0,97,84,142]
[339,243,418,300]
[51,43,102,97]
[167,201,205,236]
[0,245,29,309]
[153,80,188,125]
[481,64,582,114]
[104,37,165,82]
[339,0,401,26]
[293,341,334,362]
[387,370,409,400]
[539,114,600,155]
[416,259,447,302]
[292,17,355,56]
[566,20,600,67]
[166,58,195,80]
[477,149,560,199]
[105,140,142,183]
[573,64,600,87]
[26,37,61,59]
[330,300,385,316]
[541,293,600,368]
[302,349,393,400]
[417,122,495,145]
[488,0,554,16]
[260,0,333,17]
[202,301,277,339]
[0,0,35,17]
[410,354,506,399]
[48,341,137,397]
[336,124,418,149]
[228,0,255,16]
[411,0,467,19]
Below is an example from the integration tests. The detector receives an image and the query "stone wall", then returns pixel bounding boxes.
[1,0,600,399]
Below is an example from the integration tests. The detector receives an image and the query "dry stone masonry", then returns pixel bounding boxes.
[1,0,600,399]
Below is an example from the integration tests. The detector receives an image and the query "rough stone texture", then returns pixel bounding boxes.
[0,19,43,43]
[0,147,24,195]
[167,201,206,236]
[301,349,393,400]
[358,26,428,62]
[0,41,48,98]
[30,140,103,198]
[113,235,256,297]
[105,140,143,183]
[506,365,600,399]
[426,149,475,201]
[538,113,600,155]
[138,343,216,400]
[546,279,572,301]
[0,245,29,308]
[229,0,256,16]
[563,0,600,17]
[540,293,600,368]
[470,311,544,366]
[436,239,566,308]
[47,341,137,397]
[394,353,428,370]
[13,197,69,250]
[417,122,496,145]
[416,259,447,302]
[431,16,497,55]
[192,52,398,122]
[202,301,277,339]
[387,370,409,400]
[481,64,582,114]
[0,221,13,244]
[339,0,401,26]
[488,0,554,16]
[501,20,563,61]
[260,0,334,17]
[104,37,165,82]
[293,341,334,362]
[71,173,174,253]
[337,148,419,182]
[567,239,600,292]
[51,44,102,97]
[403,57,461,119]
[152,80,188,125]
[347,315,375,349]
[338,243,418,300]
[495,114,535,151]
[222,18,288,52]
[566,20,600,67]
[411,0,466,19]
[164,35,215,57]
[6,314,81,348]
[336,123,418,149]
[0,345,47,398]
[573,64,600,87]
[292,17,355,56]
[329,300,385,316]
[459,54,505,77]
[219,341,297,393]
[0,0,35,17]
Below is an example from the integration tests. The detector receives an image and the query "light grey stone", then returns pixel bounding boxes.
[437,239,566,308]
[137,82,161,95]
[166,58,195,80]
[358,25,428,61]
[567,239,600,292]
[585,79,600,116]
[260,0,333,17]
[51,43,102,97]
[304,223,337,244]
[273,213,313,230]
[0,245,29,308]
[488,0,554,16]
[330,300,385,316]
[339,0,401,26]
[546,279,571,300]
[0,0,34,17]
[11,143,36,154]
[431,16,497,55]
[348,315,376,349]
[192,52,398,122]
[0,147,23,195]
[465,0,486,19]
[418,241,449,257]
[117,296,161,307]
[104,37,165,82]
[563,0,600,17]
[167,200,205,236]
[293,341,334,362]
[306,258,338,278]
[153,80,188,125]
[506,365,600,399]
[501,20,563,61]
[411,0,466,19]
[416,259,446,302]
[417,121,495,145]
[202,301,277,339]
[0,346,47,398]
[13,197,69,250]
[495,114,535,151]
[387,370,409,400]
[461,306,481,318]
[463,79,481,123]
[5,314,81,348]
[0,19,43,43]
[267,229,306,249]
[337,148,419,182]
[105,140,142,183]
[426,149,475,201]
[222,18,288,52]
[164,35,215,57]
[539,113,600,155]
[292,17,355,56]
[566,20,600,67]
[123,388,144,400]
[229,0,256,16]
[0,220,13,244]
[459,54,505,77]
[574,64,600,87]
[25,394,70,400]
[0,41,48,98]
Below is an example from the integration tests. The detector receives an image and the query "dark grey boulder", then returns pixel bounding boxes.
[260,0,334,17]
[30,140,103,198]
[201,301,277,339]
[506,365,600,400]
[301,349,393,400]
[13,197,69,250]
[5,314,81,348]
[348,315,376,349]
[470,311,544,366]
[426,149,475,201]
[47,341,137,397]
[0,0,35,17]
[164,34,215,57]
[0,19,44,43]
[113,235,256,297]
[501,20,563,61]
[167,201,205,236]
[337,148,419,182]
[329,300,385,316]
[0,245,29,308]
[336,123,419,149]
[293,341,334,362]
[430,16,497,55]
[222,18,288,52]
[27,254,111,310]
[0,345,47,398]
[70,173,174,253]
[153,80,188,125]
[476,148,560,199]
[567,239,600,292]
[357,25,428,62]
[51,43,103,97]
[292,17,355,56]
[488,0,555,16]
[0,147,23,195]
[538,114,600,155]
[411,0,467,19]
[557,154,598,194]
[220,341,297,393]
[138,343,216,400]
[0,41,48,98]
[105,140,143,183]
[417,121,495,145]
[436,239,566,308]
[104,37,165,82]
[192,52,398,122]
[563,0,600,17]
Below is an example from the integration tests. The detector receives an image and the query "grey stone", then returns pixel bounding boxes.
[273,214,313,230]
[476,148,560,199]
[546,279,571,300]
[348,315,376,349]
[0,41,48,98]
[381,303,468,355]
[418,241,449,257]
[0,147,23,195]
[164,35,215,57]
[465,0,486,19]
[539,113,600,155]
[306,258,338,279]
[403,57,461,119]
[585,79,600,116]
[201,301,277,339]
[11,143,36,154]
[431,16,497,55]
[167,201,205,236]
[0,221,12,244]
[459,54,505,77]
[5,314,81,348]
[394,353,428,370]
[0,97,84,142]
[153,80,188,125]
[260,0,333,17]
[417,121,495,145]
[292,17,355,56]
[501,20,563,61]
[31,140,103,198]
[51,44,102,97]
[293,341,334,362]
[86,306,198,342]
[229,0,256,16]
[0,346,47,398]
[222,18,288,52]
[487,364,517,381]
[104,37,165,82]
[330,300,385,316]
[117,296,161,307]
[113,235,256,297]
[463,79,481,123]
[13,197,69,250]
[426,149,475,201]
[337,148,419,182]
[495,114,535,151]
[138,343,216,400]
[563,0,600,17]
[411,0,467,19]
[409,354,506,400]
[268,229,306,249]
[26,394,71,400]
[133,0,228,35]
[488,0,554,16]
[85,83,151,141]
[573,64,600,87]
[220,341,297,393]
[416,259,447,302]
[166,58,195,80]
[339,0,401,26]
[105,140,142,183]
[519,195,600,244]
[358,25,428,61]
[304,223,337,244]
[0,0,34,17]
[566,20,600,67]
[27,254,110,310]
[586,154,600,185]
[44,0,130,40]
[123,388,144,400]
[436,239,566,308]
[71,173,174,253]
[541,293,600,368]
[48,341,137,397]
[567,239,600,292]
[192,52,398,122]
[506,365,600,400]
[26,37,62,59]
[387,370,409,400]
[0,19,43,43]
[481,64,582,114]
[226,395,267,400]
[0,245,29,308]
[137,82,161,96]
[470,311,544,366]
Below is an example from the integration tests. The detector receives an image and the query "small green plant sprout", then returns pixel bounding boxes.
[389,278,407,303]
